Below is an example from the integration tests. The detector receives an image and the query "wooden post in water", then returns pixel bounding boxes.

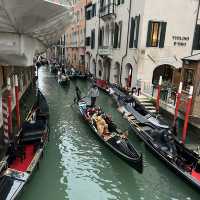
[7,77,13,140]
[182,86,193,144]
[15,75,21,130]
[156,76,162,113]
[173,82,182,126]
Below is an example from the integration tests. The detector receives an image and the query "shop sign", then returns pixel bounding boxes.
[172,36,189,47]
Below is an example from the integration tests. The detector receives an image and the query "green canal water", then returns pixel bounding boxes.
[20,66,200,200]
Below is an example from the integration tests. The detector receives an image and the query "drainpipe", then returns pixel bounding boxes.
[95,6,101,78]
[191,0,200,55]
[120,0,132,86]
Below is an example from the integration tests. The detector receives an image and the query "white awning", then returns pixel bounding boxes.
[0,0,73,46]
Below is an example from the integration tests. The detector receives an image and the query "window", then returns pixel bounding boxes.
[118,21,123,48]
[146,21,167,48]
[193,25,200,50]
[113,23,119,48]
[85,37,91,46]
[113,21,122,48]
[99,70,102,77]
[183,68,194,91]
[99,28,104,47]
[86,4,96,20]
[92,4,96,17]
[86,5,92,20]
[117,0,124,5]
[129,15,140,48]
[91,29,95,49]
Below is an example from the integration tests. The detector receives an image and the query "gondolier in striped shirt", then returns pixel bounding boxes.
[88,84,99,107]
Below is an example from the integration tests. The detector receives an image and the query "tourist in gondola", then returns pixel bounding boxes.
[88,84,99,107]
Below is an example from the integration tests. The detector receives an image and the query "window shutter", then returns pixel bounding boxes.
[91,30,95,49]
[113,23,119,48]
[118,21,123,48]
[129,17,135,48]
[134,15,140,48]
[159,22,167,48]
[193,25,200,50]
[92,4,96,17]
[146,21,153,47]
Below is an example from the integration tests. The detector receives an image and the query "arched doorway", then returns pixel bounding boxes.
[125,63,133,88]
[103,58,111,82]
[113,62,120,84]
[97,60,103,79]
[152,64,181,104]
[90,59,96,76]
[152,65,175,85]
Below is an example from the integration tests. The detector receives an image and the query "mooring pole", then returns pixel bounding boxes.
[156,76,162,113]
[173,82,182,126]
[15,75,21,130]
[7,77,12,139]
[182,86,193,144]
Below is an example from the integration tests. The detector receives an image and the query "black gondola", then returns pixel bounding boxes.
[0,90,49,200]
[66,68,88,80]
[111,87,200,190]
[77,98,143,173]
[57,73,70,86]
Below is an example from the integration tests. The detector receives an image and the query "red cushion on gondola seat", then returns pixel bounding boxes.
[191,169,200,181]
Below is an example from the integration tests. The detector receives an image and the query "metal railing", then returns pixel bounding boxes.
[141,81,177,106]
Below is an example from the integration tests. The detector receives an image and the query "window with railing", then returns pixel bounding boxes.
[99,2,115,18]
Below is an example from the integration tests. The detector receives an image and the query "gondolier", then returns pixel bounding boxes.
[88,84,99,107]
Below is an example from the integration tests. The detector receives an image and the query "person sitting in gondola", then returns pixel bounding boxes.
[86,107,96,120]
[95,115,111,140]
[102,113,117,131]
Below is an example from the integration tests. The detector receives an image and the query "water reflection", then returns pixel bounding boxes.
[20,66,200,200]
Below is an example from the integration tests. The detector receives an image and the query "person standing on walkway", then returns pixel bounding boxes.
[88,84,99,107]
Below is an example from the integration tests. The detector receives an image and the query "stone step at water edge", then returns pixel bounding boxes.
[144,106,156,109]
[141,102,154,105]
[147,110,157,113]
[138,99,152,102]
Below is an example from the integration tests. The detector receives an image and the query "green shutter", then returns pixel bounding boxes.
[113,23,119,48]
[129,17,135,48]
[193,25,200,50]
[118,21,123,48]
[146,21,153,47]
[134,15,140,48]
[159,22,167,48]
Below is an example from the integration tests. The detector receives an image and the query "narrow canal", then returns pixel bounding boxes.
[20,66,199,200]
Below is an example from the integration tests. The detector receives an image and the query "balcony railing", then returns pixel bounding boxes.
[98,46,113,56]
[99,3,116,20]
